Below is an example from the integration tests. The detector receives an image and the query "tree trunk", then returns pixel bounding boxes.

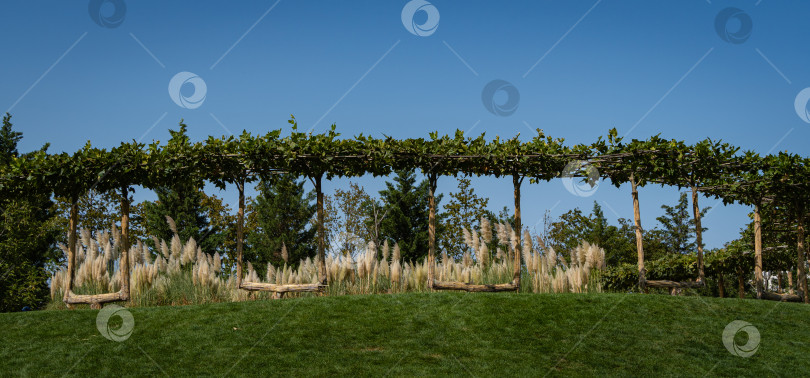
[754,202,763,299]
[797,205,808,303]
[788,271,794,294]
[631,175,646,291]
[513,174,523,288]
[760,290,803,302]
[316,174,327,285]
[64,200,78,303]
[427,173,437,289]
[737,265,745,299]
[240,282,323,293]
[65,291,124,307]
[432,280,517,292]
[691,187,705,283]
[718,272,725,298]
[236,180,245,289]
[120,186,130,301]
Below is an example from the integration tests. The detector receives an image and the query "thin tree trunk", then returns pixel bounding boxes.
[754,202,763,299]
[631,175,646,290]
[427,173,437,289]
[797,205,808,303]
[64,200,78,304]
[316,174,327,285]
[236,180,245,288]
[718,272,725,298]
[691,187,705,283]
[788,271,794,294]
[513,174,523,288]
[737,265,745,299]
[120,186,130,301]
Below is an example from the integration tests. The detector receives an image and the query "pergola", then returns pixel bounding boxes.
[2,121,808,306]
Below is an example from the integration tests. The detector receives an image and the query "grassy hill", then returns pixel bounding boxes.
[1,293,808,376]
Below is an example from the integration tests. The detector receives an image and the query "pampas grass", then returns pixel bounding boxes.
[48,218,235,309]
[48,216,607,309]
[281,243,288,263]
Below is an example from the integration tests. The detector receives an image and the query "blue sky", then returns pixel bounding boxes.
[3,0,810,249]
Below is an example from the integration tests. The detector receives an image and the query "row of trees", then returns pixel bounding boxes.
[0,113,512,311]
[543,194,709,266]
[49,171,506,279]
[4,113,810,309]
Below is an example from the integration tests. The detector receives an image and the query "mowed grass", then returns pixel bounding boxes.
[1,293,808,376]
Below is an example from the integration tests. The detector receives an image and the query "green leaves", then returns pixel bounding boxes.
[1,116,808,227]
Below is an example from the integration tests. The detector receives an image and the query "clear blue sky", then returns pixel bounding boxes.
[3,0,810,249]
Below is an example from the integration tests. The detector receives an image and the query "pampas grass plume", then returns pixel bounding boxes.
[480,217,492,244]
[281,242,288,263]
[166,215,178,235]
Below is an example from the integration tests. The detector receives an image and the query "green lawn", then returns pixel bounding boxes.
[1,292,808,376]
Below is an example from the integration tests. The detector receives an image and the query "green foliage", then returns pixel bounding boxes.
[440,176,489,257]
[656,192,709,255]
[140,186,218,253]
[332,182,379,256]
[544,202,642,266]
[0,114,60,312]
[603,254,700,292]
[139,122,220,254]
[3,113,810,306]
[200,193,237,273]
[546,208,590,252]
[378,170,441,262]
[0,113,22,165]
[53,190,121,245]
[245,173,316,272]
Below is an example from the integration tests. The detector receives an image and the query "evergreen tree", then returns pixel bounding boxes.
[0,113,21,166]
[245,174,316,273]
[139,123,218,254]
[139,185,218,251]
[0,113,60,311]
[440,177,490,257]
[589,202,608,245]
[656,192,709,254]
[378,169,442,262]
